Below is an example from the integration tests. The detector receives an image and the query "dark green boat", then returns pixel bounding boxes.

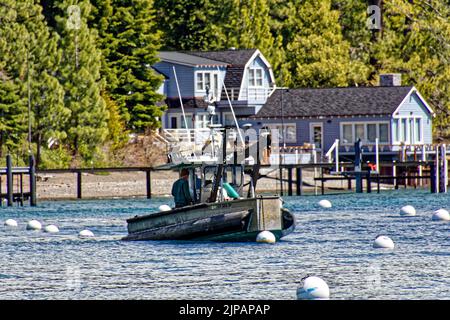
[123,163,296,242]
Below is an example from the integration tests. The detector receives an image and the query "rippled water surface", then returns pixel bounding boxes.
[0,190,449,300]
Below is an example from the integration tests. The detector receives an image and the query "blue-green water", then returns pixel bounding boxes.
[0,190,449,300]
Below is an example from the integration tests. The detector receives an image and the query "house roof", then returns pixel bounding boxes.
[165,97,209,109]
[186,49,258,66]
[158,51,228,67]
[252,86,422,118]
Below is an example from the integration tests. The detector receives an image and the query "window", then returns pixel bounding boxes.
[355,124,365,141]
[379,123,389,143]
[393,119,399,142]
[341,122,390,145]
[393,117,423,144]
[170,116,178,129]
[402,118,408,142]
[196,71,219,95]
[343,124,353,143]
[367,124,377,143]
[223,113,235,126]
[256,69,263,86]
[195,113,209,128]
[196,73,204,91]
[415,118,422,142]
[249,68,264,87]
[204,73,211,91]
[268,123,297,143]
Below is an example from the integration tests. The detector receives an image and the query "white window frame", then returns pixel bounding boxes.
[248,68,264,88]
[339,121,391,146]
[195,71,221,99]
[267,123,297,143]
[392,116,423,145]
[169,113,193,129]
[309,122,324,149]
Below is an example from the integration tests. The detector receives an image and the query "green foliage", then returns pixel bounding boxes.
[39,145,72,169]
[103,92,129,151]
[91,0,165,131]
[281,0,355,87]
[154,0,219,51]
[54,0,109,160]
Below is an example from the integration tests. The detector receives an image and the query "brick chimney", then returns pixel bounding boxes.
[380,73,402,86]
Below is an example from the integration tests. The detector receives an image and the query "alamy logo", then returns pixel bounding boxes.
[66,5,81,30]
[66,265,81,293]
[367,5,381,30]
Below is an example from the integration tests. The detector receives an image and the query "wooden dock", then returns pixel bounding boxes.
[0,156,447,207]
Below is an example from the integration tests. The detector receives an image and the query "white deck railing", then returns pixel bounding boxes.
[222,87,276,102]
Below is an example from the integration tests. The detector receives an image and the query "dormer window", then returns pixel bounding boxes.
[249,68,263,87]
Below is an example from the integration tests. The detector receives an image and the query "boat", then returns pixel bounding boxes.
[123,128,295,242]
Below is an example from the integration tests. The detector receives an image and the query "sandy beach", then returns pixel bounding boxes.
[9,168,396,201]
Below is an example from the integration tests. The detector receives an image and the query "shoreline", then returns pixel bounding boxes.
[1,169,419,202]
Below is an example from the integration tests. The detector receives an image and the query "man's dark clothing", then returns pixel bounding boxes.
[171,178,193,208]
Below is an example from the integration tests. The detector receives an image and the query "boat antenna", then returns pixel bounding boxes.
[217,66,245,149]
[173,66,189,130]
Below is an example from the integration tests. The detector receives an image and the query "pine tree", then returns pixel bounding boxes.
[90,0,165,131]
[0,0,67,164]
[154,0,219,51]
[54,0,109,162]
[282,0,358,88]
[375,0,450,137]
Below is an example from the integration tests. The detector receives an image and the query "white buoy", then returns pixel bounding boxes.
[400,205,416,217]
[256,231,276,244]
[158,205,172,212]
[79,229,94,238]
[432,209,450,221]
[297,276,330,300]
[318,199,332,209]
[26,220,42,231]
[4,219,18,227]
[373,235,395,249]
[44,225,59,233]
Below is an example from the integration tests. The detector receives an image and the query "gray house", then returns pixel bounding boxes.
[243,75,434,159]
[153,49,434,161]
[153,49,276,130]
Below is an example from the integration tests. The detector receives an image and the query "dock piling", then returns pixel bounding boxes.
[29,155,36,206]
[6,155,13,207]
[77,171,82,199]
[296,168,302,196]
[146,170,152,199]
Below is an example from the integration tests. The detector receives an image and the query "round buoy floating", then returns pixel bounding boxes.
[44,225,59,233]
[4,219,18,227]
[158,205,172,212]
[256,231,276,244]
[26,220,42,231]
[79,229,94,238]
[318,199,332,209]
[432,209,450,221]
[297,276,330,300]
[400,205,416,217]
[373,235,395,249]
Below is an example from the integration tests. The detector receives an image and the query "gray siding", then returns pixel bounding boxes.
[153,62,195,98]
[394,92,433,144]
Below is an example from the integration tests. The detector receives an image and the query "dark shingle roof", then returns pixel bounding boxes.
[189,49,258,92]
[253,86,415,118]
[158,51,228,67]
[186,49,257,66]
[165,97,209,109]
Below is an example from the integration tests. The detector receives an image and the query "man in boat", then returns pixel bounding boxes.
[171,168,193,208]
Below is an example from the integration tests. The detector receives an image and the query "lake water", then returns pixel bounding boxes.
[0,190,449,300]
